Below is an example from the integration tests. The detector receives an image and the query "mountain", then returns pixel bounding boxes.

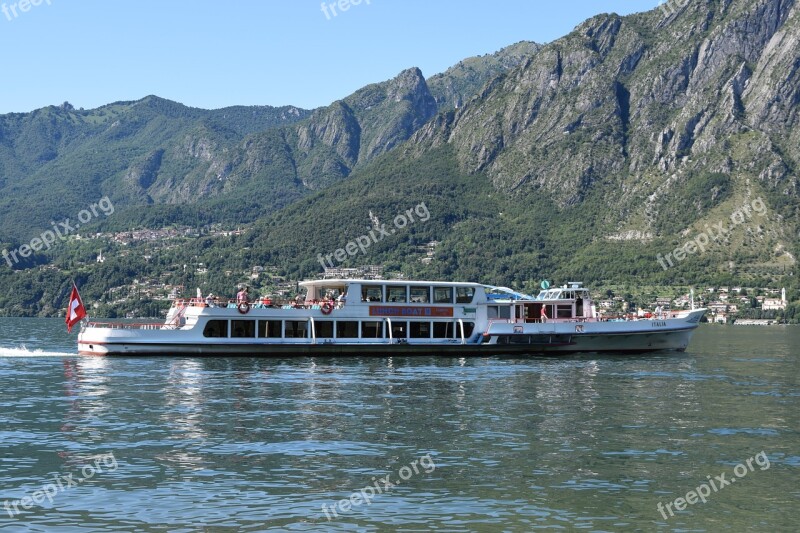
[1,0,799,317]
[415,0,799,218]
[0,44,539,243]
[0,98,312,237]
[427,41,542,110]
[240,0,799,286]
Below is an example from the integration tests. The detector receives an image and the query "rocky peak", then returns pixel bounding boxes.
[407,0,798,212]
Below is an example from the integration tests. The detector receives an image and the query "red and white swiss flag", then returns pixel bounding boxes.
[65,284,87,333]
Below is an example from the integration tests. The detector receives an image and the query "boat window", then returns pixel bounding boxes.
[316,321,334,338]
[336,321,359,338]
[433,287,453,304]
[362,285,383,302]
[488,306,511,319]
[259,320,282,338]
[409,321,431,338]
[361,321,383,338]
[285,321,308,338]
[456,287,475,304]
[231,320,256,338]
[387,286,407,303]
[410,287,430,303]
[557,305,573,319]
[433,321,454,338]
[203,320,228,338]
[462,322,475,337]
[391,321,407,338]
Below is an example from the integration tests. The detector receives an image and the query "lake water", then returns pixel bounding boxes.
[0,318,798,531]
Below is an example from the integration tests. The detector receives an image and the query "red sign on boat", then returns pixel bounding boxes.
[369,306,454,317]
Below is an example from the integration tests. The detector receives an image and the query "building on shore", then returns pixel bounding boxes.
[712,313,728,324]
[762,288,787,311]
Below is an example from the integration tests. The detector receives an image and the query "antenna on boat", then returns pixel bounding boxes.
[691,288,695,310]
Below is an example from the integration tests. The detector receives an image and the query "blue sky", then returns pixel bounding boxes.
[0,0,660,113]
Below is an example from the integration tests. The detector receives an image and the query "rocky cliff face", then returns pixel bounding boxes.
[287,67,438,190]
[410,0,798,235]
[427,41,542,110]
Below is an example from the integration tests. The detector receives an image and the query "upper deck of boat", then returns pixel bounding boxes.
[86,278,703,333]
[167,279,596,314]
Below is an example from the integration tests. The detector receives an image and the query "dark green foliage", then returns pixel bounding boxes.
[0,97,312,239]
[655,172,732,233]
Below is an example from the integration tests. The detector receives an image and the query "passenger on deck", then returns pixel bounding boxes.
[237,287,249,303]
[205,293,215,307]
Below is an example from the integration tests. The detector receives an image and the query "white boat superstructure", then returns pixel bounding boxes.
[78,279,706,356]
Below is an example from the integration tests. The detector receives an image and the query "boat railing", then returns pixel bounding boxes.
[170,298,345,311]
[597,310,700,321]
[597,311,682,321]
[490,315,681,326]
[172,297,221,308]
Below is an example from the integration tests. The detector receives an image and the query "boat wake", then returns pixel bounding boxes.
[0,345,76,357]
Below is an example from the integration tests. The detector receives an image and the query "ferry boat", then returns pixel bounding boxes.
[77,279,706,356]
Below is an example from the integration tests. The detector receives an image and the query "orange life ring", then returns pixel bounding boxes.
[237,302,251,314]
[321,302,334,315]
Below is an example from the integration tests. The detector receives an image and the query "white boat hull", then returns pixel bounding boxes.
[78,313,704,357]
